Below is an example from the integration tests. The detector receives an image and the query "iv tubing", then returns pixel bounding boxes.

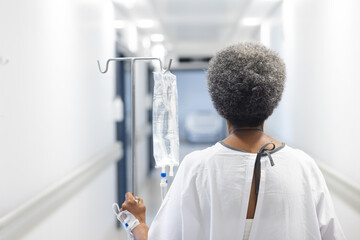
[160,173,168,201]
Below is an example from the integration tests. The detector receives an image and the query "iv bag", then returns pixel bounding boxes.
[152,71,179,176]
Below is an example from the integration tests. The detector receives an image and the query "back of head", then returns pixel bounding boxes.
[207,42,286,127]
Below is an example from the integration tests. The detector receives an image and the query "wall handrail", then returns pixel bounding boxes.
[0,143,122,239]
[317,160,360,213]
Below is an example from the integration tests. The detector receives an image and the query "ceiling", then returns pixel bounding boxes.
[113,0,282,58]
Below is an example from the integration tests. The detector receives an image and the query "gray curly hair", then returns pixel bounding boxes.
[207,42,286,127]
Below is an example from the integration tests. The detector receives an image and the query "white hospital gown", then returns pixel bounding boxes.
[148,142,346,240]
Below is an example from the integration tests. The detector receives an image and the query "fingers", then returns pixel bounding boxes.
[121,193,146,213]
[135,197,143,204]
[125,192,143,204]
[119,194,146,223]
[125,192,136,202]
[121,202,126,210]
[121,193,139,211]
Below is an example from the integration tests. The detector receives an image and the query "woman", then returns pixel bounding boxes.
[120,42,346,240]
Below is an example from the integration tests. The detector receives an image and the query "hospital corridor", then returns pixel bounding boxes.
[1,0,360,239]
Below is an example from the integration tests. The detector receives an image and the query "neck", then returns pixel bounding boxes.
[223,121,282,153]
[227,123,264,135]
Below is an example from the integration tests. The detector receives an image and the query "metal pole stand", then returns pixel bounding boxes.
[97,57,172,196]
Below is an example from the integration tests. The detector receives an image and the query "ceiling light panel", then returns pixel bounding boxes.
[136,19,156,28]
[113,20,126,29]
[151,34,165,42]
[113,0,137,9]
[242,18,262,26]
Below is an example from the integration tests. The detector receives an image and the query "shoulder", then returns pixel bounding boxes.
[281,144,318,166]
[281,145,327,188]
[179,143,223,173]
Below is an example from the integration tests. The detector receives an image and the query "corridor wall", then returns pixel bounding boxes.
[266,0,360,238]
[0,0,117,239]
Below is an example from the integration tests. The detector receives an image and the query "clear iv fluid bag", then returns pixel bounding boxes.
[152,71,179,176]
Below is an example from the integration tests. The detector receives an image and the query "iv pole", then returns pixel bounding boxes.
[97,57,172,196]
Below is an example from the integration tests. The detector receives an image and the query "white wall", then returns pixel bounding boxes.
[265,0,360,238]
[0,0,117,239]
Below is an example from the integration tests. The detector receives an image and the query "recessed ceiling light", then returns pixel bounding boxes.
[114,20,126,29]
[254,0,282,2]
[137,19,155,29]
[242,18,262,26]
[113,0,136,9]
[151,34,164,42]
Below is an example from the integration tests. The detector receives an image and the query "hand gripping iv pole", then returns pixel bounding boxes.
[97,57,172,197]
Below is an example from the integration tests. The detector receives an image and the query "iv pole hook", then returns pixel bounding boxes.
[97,58,172,74]
[96,57,173,196]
